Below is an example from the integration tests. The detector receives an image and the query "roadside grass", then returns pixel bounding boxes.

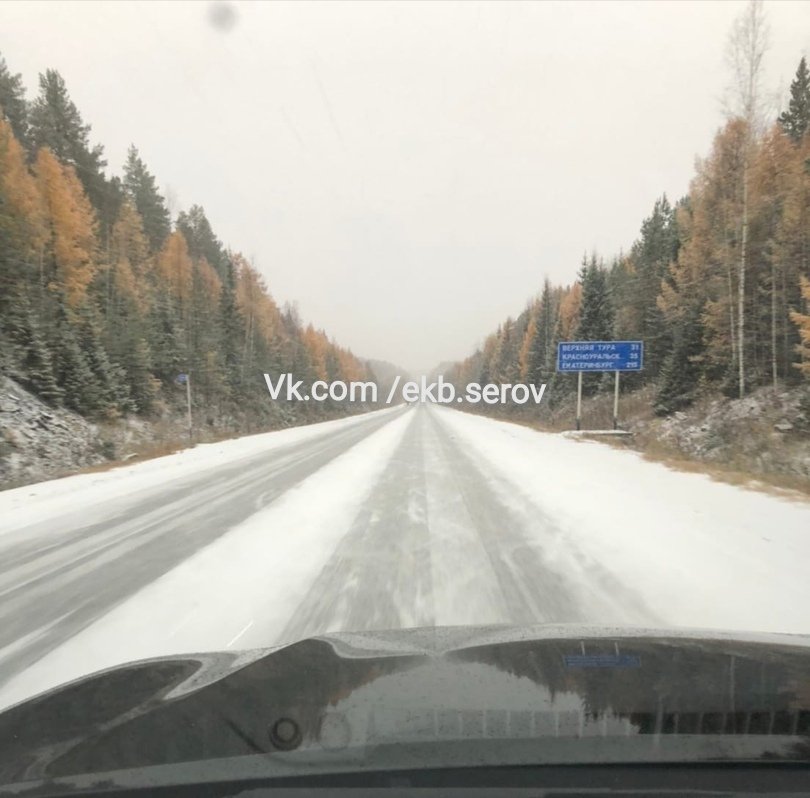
[508,416,810,501]
[72,422,270,480]
[492,384,810,502]
[595,432,810,501]
[76,439,188,475]
[65,404,378,482]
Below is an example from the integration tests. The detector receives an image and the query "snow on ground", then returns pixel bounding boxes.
[0,410,413,710]
[434,406,810,636]
[2,404,809,712]
[0,407,399,537]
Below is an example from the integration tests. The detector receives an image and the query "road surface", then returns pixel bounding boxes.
[1,403,809,709]
[0,408,400,686]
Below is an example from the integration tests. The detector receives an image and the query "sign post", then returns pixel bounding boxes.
[186,372,193,441]
[613,370,620,431]
[556,341,643,431]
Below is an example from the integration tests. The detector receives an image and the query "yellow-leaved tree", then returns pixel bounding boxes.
[156,231,193,306]
[109,200,153,317]
[0,119,46,267]
[34,147,99,308]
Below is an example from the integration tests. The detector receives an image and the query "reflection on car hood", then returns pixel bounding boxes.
[2,624,810,790]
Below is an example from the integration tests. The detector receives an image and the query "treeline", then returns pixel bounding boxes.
[447,50,810,417]
[0,56,374,428]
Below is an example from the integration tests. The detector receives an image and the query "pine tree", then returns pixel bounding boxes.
[73,306,132,415]
[571,256,615,395]
[527,278,558,384]
[149,233,193,384]
[189,255,224,400]
[29,69,120,233]
[655,196,712,410]
[575,256,614,341]
[149,290,187,382]
[176,205,226,278]
[126,337,159,413]
[790,276,810,377]
[0,52,29,150]
[325,346,342,384]
[104,201,157,407]
[4,300,63,405]
[218,254,246,393]
[768,126,810,380]
[494,317,522,383]
[122,145,171,252]
[478,328,500,386]
[303,325,330,381]
[518,300,538,382]
[23,317,63,404]
[779,57,810,143]
[51,309,103,415]
[630,197,679,377]
[655,302,705,414]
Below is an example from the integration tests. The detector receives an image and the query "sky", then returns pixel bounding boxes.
[1,1,808,374]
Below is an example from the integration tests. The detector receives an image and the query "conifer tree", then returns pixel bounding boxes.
[790,276,810,377]
[575,256,614,341]
[5,301,63,405]
[779,57,810,142]
[176,205,226,278]
[122,146,171,252]
[218,254,246,393]
[29,69,120,232]
[655,303,705,414]
[0,52,29,150]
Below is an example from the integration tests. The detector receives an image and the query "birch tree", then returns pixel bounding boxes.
[725,0,769,397]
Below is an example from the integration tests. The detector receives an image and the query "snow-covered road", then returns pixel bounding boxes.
[1,403,809,709]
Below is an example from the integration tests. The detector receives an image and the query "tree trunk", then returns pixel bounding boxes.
[771,257,778,388]
[724,210,737,372]
[739,159,748,398]
[782,258,790,377]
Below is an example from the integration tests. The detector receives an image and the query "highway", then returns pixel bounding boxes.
[1,403,809,709]
[0,409,400,689]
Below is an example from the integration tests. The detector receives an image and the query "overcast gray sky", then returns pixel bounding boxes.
[2,1,808,373]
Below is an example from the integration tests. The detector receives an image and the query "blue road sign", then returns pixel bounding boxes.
[557,341,643,372]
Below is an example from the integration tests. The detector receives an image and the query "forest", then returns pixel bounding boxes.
[446,19,810,420]
[0,53,374,432]
[3,2,810,439]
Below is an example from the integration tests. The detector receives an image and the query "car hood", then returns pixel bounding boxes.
[2,624,810,790]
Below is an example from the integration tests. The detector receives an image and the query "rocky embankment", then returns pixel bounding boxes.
[0,376,107,488]
[0,375,376,490]
[632,386,810,483]
[479,381,810,491]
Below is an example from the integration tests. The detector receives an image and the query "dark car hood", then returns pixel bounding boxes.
[2,624,810,792]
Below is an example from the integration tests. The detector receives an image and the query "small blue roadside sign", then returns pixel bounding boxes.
[556,341,643,373]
